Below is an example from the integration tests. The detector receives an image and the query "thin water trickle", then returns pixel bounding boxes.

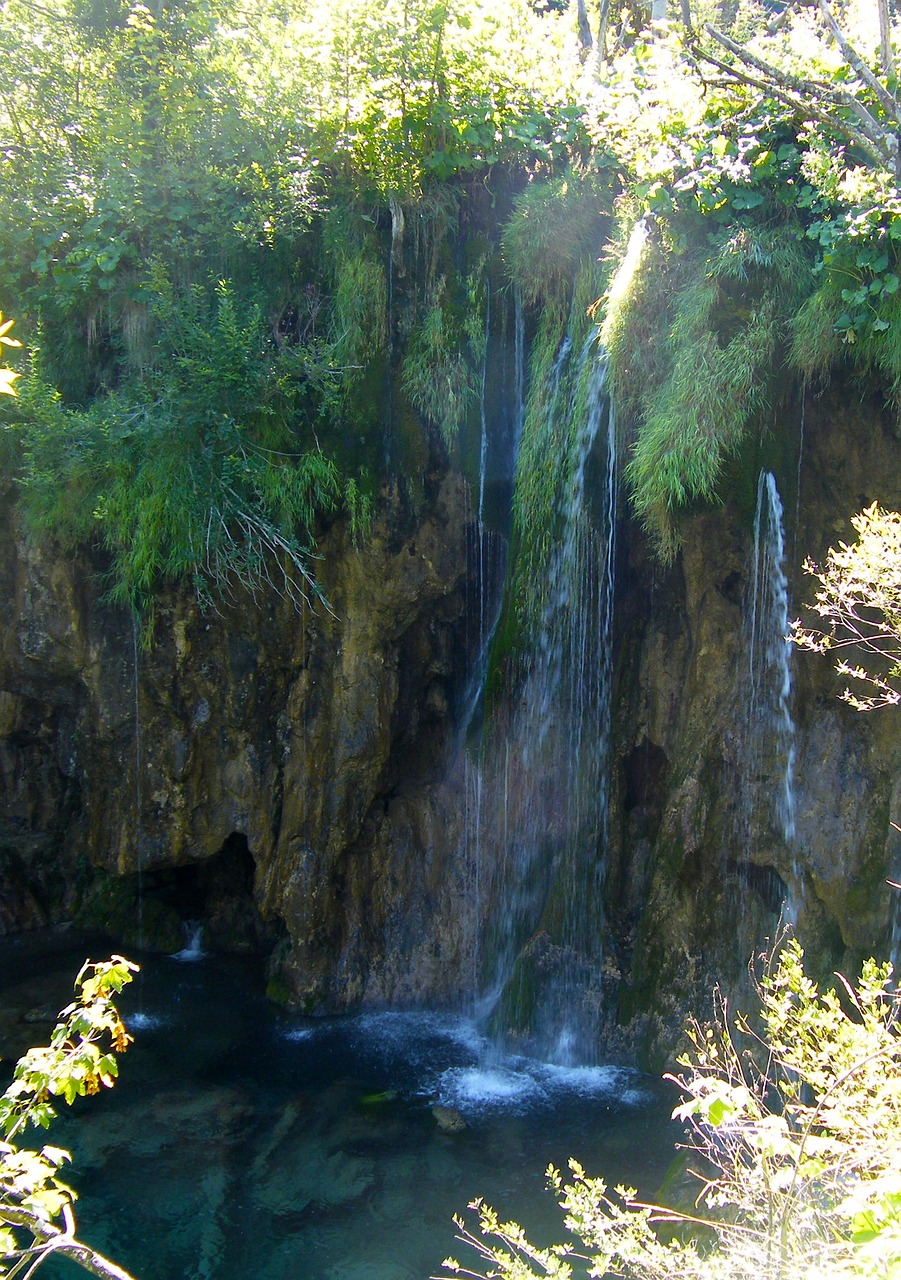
[461,280,505,1010]
[131,610,144,950]
[794,385,806,567]
[384,247,394,473]
[513,284,525,455]
[478,283,490,526]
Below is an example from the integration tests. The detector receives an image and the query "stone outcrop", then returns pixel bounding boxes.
[0,465,476,1011]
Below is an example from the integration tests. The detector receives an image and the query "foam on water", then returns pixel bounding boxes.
[438,1065,548,1110]
[436,1058,645,1114]
[537,1062,635,1096]
[169,923,205,962]
[278,1009,646,1116]
[351,1010,486,1056]
[284,1024,318,1042]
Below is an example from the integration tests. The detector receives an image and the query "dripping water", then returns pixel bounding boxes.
[478,284,491,526]
[384,248,394,473]
[513,285,525,456]
[793,384,806,567]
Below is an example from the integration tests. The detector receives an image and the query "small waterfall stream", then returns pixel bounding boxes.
[746,471,798,910]
[513,284,525,455]
[462,280,507,1006]
[131,610,145,950]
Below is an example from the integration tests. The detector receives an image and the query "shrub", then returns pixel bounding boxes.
[443,940,901,1280]
[1,957,138,1280]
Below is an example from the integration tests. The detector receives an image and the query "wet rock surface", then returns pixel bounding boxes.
[603,387,901,1063]
[0,466,474,1012]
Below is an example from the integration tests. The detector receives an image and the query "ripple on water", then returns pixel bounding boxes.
[127,1010,166,1032]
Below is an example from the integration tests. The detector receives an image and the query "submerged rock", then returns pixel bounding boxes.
[431,1104,467,1134]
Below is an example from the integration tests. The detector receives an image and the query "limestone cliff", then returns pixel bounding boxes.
[1,383,899,1064]
[0,464,476,1012]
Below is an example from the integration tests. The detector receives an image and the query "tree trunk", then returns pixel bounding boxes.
[576,0,593,54]
[878,0,895,79]
[597,0,611,63]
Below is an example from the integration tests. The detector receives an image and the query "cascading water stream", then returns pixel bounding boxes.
[462,282,507,1003]
[513,285,525,455]
[746,471,798,912]
[131,610,144,951]
[480,332,618,1064]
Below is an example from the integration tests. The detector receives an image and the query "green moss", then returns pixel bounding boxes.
[74,868,182,951]
[265,972,293,1007]
[501,168,610,308]
[401,279,483,444]
[607,221,815,559]
[322,205,389,403]
[792,262,901,402]
[506,258,608,636]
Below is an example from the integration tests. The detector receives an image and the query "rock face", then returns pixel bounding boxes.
[1,383,900,1062]
[604,386,901,1063]
[0,465,477,1011]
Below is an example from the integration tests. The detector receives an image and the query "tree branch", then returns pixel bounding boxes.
[816,0,898,122]
[698,27,897,168]
[693,42,891,168]
[1,1207,137,1280]
[878,0,896,80]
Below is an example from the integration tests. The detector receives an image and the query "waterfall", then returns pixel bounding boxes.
[513,285,525,455]
[171,921,206,962]
[462,280,504,1005]
[478,285,491,525]
[746,472,798,906]
[480,332,618,1064]
[131,610,144,950]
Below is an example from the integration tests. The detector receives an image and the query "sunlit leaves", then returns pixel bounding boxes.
[0,314,21,397]
[1,957,138,1280]
[794,503,901,710]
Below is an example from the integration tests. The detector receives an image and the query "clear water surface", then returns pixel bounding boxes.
[0,932,677,1280]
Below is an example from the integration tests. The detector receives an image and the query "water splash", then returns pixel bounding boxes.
[170,922,206,962]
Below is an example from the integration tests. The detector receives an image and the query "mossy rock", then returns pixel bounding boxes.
[75,870,182,952]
